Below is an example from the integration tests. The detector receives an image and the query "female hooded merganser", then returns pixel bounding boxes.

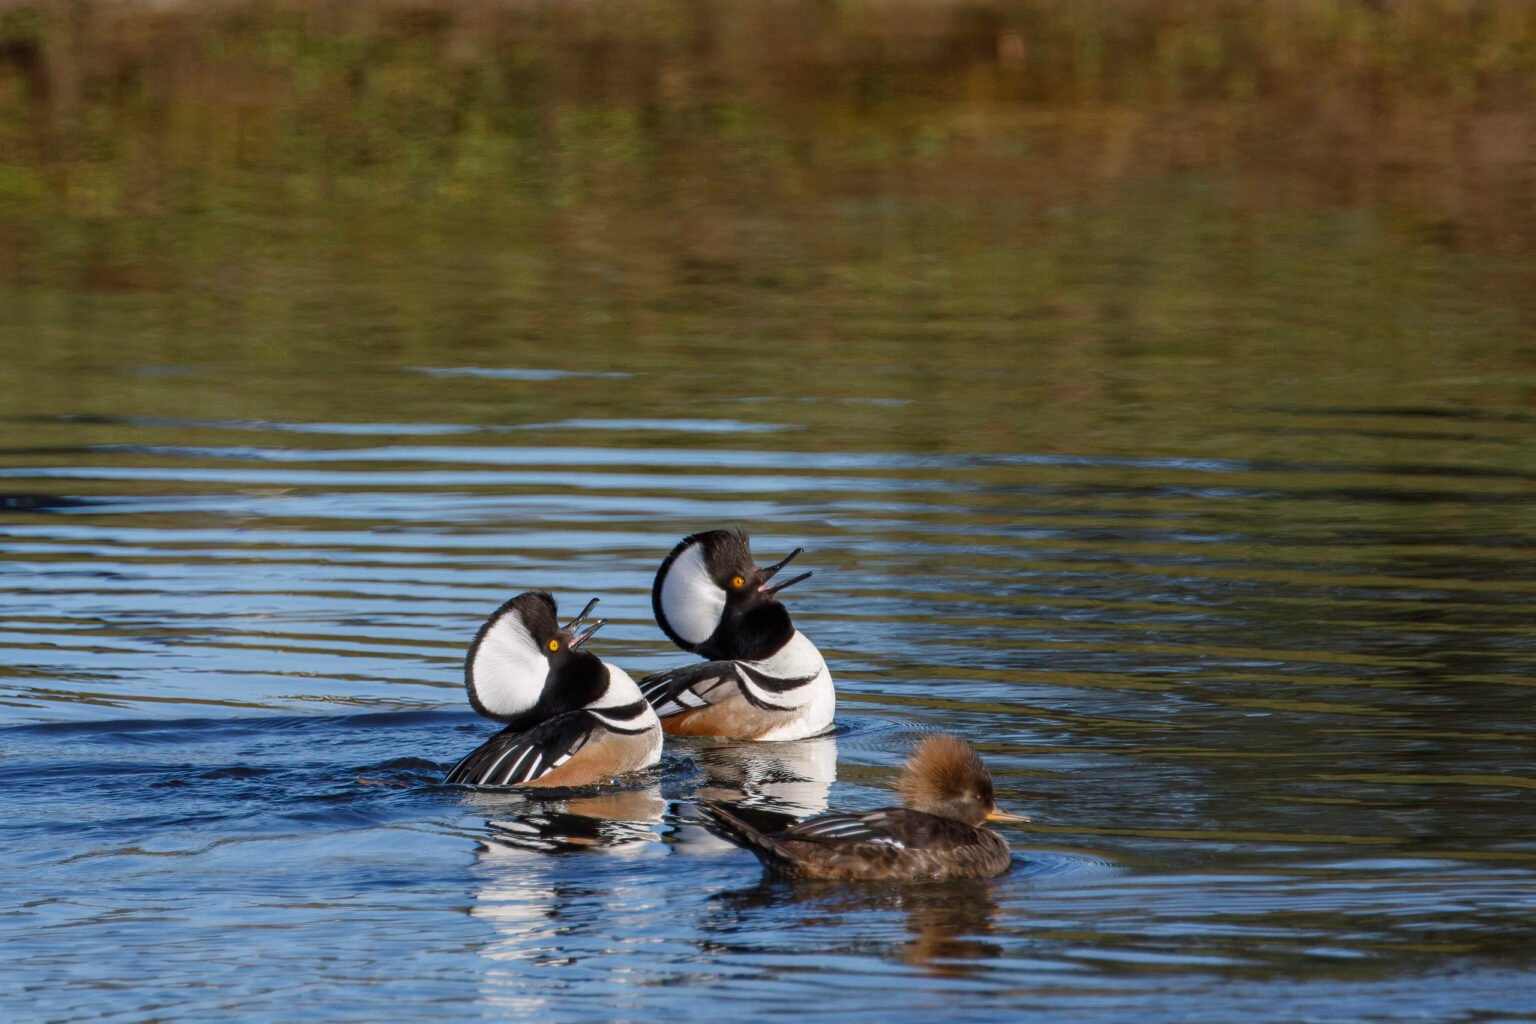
[445,592,662,788]
[638,528,833,741]
[699,735,1027,881]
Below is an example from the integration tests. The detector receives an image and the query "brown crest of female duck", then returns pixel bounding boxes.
[700,735,1029,881]
[638,528,833,741]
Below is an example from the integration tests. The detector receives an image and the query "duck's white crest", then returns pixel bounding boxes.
[657,539,725,647]
[469,607,549,718]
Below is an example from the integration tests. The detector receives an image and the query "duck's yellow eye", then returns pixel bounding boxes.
[731,575,745,589]
[547,638,559,652]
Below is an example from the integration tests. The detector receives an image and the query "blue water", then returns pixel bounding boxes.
[3,393,1536,1021]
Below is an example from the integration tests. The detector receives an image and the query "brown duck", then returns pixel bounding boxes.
[699,735,1028,881]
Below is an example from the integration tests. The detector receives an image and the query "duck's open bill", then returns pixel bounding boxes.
[564,597,600,633]
[570,618,606,648]
[564,597,605,647]
[761,547,804,580]
[762,570,812,596]
[985,807,1031,823]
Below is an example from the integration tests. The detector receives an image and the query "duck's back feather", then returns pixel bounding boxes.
[447,701,656,788]
[700,802,1013,881]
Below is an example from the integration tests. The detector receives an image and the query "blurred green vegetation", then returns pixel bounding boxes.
[0,0,1533,453]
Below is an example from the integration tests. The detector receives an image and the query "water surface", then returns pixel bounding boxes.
[3,3,1536,1021]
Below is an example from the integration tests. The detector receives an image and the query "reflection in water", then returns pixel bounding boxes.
[672,734,838,851]
[470,785,665,1014]
[692,734,839,815]
[713,879,1002,978]
[895,883,1003,976]
[473,786,667,855]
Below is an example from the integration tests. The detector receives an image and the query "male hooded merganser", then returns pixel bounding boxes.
[445,592,662,788]
[638,528,833,741]
[699,735,1027,881]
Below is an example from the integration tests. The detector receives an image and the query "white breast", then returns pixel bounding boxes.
[593,663,663,726]
[592,663,663,766]
[592,663,649,710]
[748,630,826,681]
[740,631,835,739]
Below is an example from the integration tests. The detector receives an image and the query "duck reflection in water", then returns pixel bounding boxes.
[471,785,667,855]
[712,879,1004,978]
[671,732,839,851]
[468,785,668,997]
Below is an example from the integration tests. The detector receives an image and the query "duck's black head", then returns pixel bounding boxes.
[651,528,811,662]
[464,591,610,727]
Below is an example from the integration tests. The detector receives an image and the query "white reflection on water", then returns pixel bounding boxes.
[470,785,670,1015]
[672,733,840,853]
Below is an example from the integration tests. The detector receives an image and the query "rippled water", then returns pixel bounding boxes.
[5,3,1536,1018]
[5,369,1535,1021]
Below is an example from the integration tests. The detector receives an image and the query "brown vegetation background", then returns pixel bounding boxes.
[1,1,1533,441]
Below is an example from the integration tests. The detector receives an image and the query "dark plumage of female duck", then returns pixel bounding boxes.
[700,735,1027,881]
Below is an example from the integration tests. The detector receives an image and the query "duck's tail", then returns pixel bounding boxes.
[697,801,797,871]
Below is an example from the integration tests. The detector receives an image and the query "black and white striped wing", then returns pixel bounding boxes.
[637,661,740,718]
[781,810,905,847]
[445,711,595,788]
